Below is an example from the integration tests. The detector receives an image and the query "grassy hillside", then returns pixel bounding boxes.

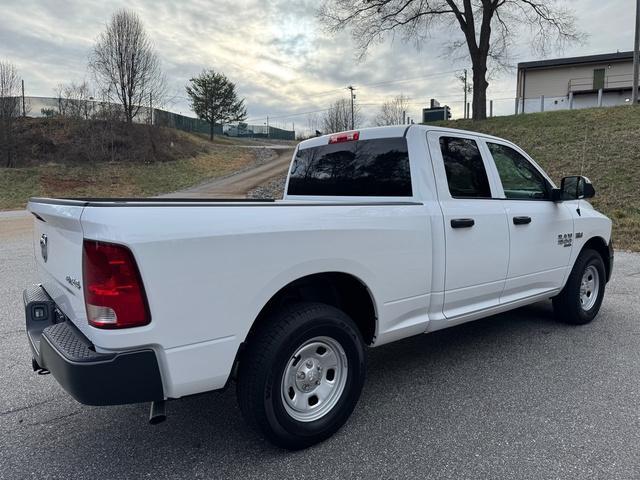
[0,118,258,210]
[435,106,640,251]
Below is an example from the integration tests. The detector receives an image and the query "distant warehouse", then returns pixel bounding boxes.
[516,51,637,113]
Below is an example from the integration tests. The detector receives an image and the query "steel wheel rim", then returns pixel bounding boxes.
[580,265,600,311]
[280,336,349,422]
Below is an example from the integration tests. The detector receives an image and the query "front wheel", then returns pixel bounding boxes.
[236,302,366,450]
[553,248,606,325]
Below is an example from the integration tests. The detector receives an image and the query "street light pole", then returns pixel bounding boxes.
[21,79,26,117]
[347,85,356,129]
[463,69,468,118]
[633,0,640,105]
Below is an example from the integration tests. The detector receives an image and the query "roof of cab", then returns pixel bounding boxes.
[297,124,507,150]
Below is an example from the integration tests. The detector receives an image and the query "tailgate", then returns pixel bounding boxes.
[28,200,90,338]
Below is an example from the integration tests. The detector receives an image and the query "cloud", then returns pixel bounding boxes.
[0,0,635,127]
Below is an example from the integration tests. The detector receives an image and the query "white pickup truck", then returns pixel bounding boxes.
[24,125,613,449]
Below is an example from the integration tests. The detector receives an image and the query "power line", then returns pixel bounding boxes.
[358,69,461,89]
[245,107,331,123]
[172,63,520,124]
[245,88,520,123]
[186,68,468,117]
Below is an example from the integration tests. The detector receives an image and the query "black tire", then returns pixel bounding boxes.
[236,302,366,450]
[553,248,606,325]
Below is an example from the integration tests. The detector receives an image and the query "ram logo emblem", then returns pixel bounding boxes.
[557,233,573,247]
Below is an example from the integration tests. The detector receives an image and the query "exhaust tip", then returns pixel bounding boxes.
[32,358,50,375]
[149,400,166,425]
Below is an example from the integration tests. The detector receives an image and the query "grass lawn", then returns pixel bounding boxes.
[435,106,640,251]
[0,118,261,211]
[2,108,638,251]
[0,145,255,210]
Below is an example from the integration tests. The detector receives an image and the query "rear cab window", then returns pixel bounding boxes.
[287,137,412,197]
[438,136,491,199]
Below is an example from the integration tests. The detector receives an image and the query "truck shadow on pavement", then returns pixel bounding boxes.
[8,300,615,478]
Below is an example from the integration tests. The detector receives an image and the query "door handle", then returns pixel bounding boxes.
[513,216,532,225]
[451,218,475,228]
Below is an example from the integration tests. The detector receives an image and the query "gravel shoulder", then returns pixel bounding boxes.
[247,174,287,199]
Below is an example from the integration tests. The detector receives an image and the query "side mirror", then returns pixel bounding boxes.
[553,175,595,201]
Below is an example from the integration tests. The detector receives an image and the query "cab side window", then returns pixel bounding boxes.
[439,136,491,199]
[487,142,550,200]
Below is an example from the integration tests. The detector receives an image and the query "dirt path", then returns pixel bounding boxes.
[0,146,295,230]
[0,210,32,241]
[161,147,294,198]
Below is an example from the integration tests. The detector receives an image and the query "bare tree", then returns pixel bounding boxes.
[89,9,165,124]
[55,81,93,119]
[0,60,21,167]
[306,112,322,136]
[374,94,410,126]
[319,0,581,120]
[92,84,125,162]
[322,98,363,133]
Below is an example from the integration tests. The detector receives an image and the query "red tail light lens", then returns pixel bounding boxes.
[329,130,359,144]
[82,240,150,329]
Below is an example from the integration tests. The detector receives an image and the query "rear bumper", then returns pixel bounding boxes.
[24,285,164,406]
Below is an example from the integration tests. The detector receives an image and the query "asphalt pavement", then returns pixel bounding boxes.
[2,211,640,479]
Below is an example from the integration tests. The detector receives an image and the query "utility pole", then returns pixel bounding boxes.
[21,79,25,117]
[463,69,468,119]
[347,85,356,129]
[266,115,269,138]
[633,0,640,105]
[149,92,153,125]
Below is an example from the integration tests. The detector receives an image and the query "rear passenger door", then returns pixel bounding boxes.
[427,132,509,319]
[481,140,574,303]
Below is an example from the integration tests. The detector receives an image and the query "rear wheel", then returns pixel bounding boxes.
[236,302,366,450]
[553,249,606,325]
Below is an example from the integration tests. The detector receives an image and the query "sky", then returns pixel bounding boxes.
[0,0,635,132]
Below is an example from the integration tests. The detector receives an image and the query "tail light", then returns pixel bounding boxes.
[329,130,359,144]
[82,240,150,329]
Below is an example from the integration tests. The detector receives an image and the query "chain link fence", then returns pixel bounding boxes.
[20,92,635,134]
[21,96,295,140]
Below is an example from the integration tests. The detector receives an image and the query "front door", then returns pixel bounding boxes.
[481,140,574,303]
[593,68,605,90]
[427,132,510,319]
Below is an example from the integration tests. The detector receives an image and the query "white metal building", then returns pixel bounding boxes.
[516,51,637,113]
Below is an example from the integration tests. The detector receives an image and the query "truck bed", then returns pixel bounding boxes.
[29,197,420,207]
[29,197,275,206]
[27,195,431,398]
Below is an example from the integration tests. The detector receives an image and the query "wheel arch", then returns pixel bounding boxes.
[581,236,612,281]
[244,272,378,347]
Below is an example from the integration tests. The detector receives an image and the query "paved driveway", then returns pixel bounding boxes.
[2,212,639,479]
